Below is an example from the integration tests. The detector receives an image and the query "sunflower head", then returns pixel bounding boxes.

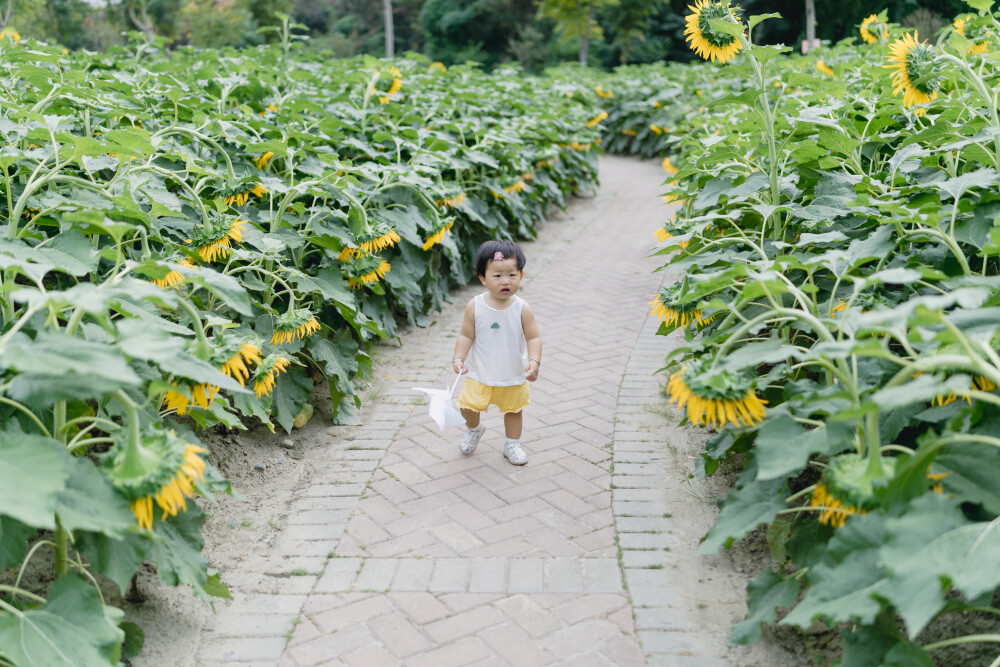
[148,257,195,289]
[586,111,608,128]
[595,85,613,98]
[214,337,262,386]
[435,192,467,209]
[816,60,835,77]
[661,157,678,175]
[255,151,275,170]
[954,16,991,55]
[428,61,447,72]
[345,254,392,289]
[684,0,745,63]
[648,283,711,330]
[103,429,209,530]
[189,218,246,263]
[885,31,943,112]
[0,28,21,42]
[666,357,767,429]
[422,220,455,251]
[372,66,403,101]
[338,221,401,260]
[162,380,219,416]
[253,354,292,398]
[859,14,887,44]
[271,308,321,345]
[811,453,895,527]
[222,180,268,207]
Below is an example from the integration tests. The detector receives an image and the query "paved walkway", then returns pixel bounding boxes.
[192,156,785,666]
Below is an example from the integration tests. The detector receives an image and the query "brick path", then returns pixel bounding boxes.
[190,156,791,666]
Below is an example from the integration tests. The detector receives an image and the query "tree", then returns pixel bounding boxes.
[599,0,663,63]
[384,0,394,57]
[537,0,618,64]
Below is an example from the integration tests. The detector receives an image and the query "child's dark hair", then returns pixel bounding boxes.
[475,239,526,276]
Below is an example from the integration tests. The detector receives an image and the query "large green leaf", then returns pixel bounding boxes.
[56,456,136,538]
[755,415,855,481]
[272,365,314,434]
[0,432,68,529]
[0,575,124,667]
[935,443,1000,514]
[880,494,1000,637]
[75,530,151,595]
[730,568,799,644]
[699,474,786,554]
[0,516,34,569]
[146,504,221,600]
[0,333,141,388]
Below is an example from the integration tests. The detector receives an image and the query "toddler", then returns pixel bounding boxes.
[452,240,542,465]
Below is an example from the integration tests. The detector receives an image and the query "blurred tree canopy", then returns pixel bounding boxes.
[0,0,975,68]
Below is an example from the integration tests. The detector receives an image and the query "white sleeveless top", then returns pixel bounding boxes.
[466,293,528,387]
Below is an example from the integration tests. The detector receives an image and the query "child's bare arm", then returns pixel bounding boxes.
[521,303,542,381]
[452,299,476,374]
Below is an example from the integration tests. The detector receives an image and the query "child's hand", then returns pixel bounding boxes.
[525,360,539,382]
[453,359,468,375]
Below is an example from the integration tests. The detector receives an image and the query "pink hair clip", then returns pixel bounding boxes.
[492,251,504,262]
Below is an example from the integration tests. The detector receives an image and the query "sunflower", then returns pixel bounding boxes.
[954,16,991,55]
[661,157,678,175]
[0,28,21,42]
[649,124,663,134]
[885,31,942,112]
[190,218,246,263]
[809,484,863,528]
[667,360,767,429]
[428,61,447,72]
[224,182,268,207]
[621,129,638,136]
[586,111,608,128]
[253,354,292,398]
[337,222,401,260]
[684,0,745,63]
[816,60,835,77]
[271,308,322,345]
[255,151,275,169]
[435,193,467,209]
[595,85,613,98]
[346,256,392,289]
[217,341,262,386]
[931,375,997,406]
[104,430,209,531]
[859,14,887,44]
[504,179,527,195]
[654,227,690,248]
[151,258,195,289]
[422,220,455,251]
[162,381,219,416]
[535,156,559,168]
[372,66,403,104]
[648,284,711,330]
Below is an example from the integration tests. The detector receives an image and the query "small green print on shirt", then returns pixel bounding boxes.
[491,322,500,332]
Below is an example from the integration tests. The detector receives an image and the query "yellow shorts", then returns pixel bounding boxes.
[457,377,530,414]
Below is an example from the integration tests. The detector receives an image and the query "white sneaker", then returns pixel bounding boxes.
[504,439,528,466]
[460,424,485,454]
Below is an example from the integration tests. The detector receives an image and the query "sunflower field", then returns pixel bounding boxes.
[595,1,1000,663]
[0,21,604,664]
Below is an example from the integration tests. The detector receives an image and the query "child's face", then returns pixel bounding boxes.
[479,258,522,302]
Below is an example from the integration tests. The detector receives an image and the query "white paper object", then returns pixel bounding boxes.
[412,373,467,433]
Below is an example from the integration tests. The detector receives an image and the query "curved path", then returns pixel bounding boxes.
[189,156,794,666]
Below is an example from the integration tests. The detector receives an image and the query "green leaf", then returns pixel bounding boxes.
[0,432,68,529]
[272,365,314,434]
[699,475,786,554]
[75,530,150,595]
[708,18,745,38]
[748,12,781,30]
[755,415,854,481]
[182,268,253,317]
[0,333,141,389]
[120,621,145,660]
[745,45,787,64]
[881,494,1000,637]
[730,568,799,644]
[0,574,124,667]
[935,443,1000,514]
[307,328,359,391]
[783,514,888,628]
[146,504,217,600]
[56,456,136,538]
[965,0,993,10]
[0,515,34,569]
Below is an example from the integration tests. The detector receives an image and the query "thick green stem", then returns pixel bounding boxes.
[53,515,68,577]
[174,298,212,359]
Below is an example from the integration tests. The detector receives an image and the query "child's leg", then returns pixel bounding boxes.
[461,408,480,429]
[503,411,522,439]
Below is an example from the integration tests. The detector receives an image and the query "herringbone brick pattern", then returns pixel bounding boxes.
[275,156,669,666]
